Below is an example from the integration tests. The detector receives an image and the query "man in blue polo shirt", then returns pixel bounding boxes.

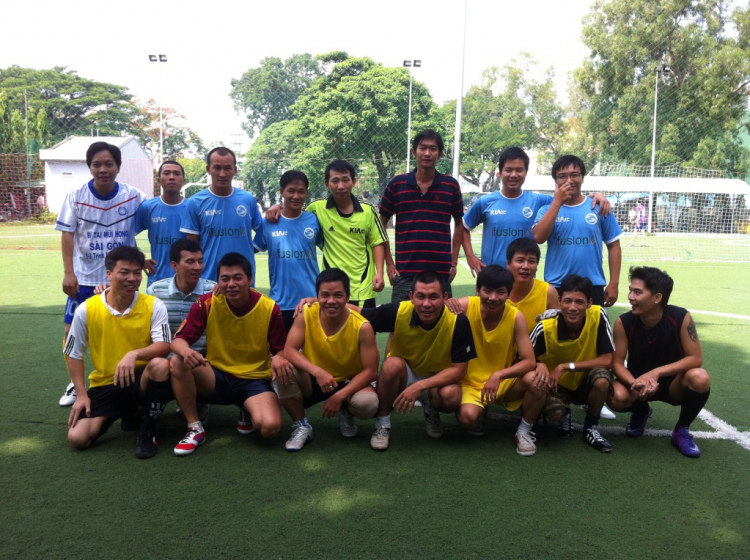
[533,155,623,308]
[135,160,187,285]
[380,129,465,302]
[254,170,322,331]
[180,147,262,282]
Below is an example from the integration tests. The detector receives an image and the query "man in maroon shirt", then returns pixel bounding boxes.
[169,252,292,456]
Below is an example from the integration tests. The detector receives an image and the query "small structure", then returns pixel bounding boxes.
[40,136,154,214]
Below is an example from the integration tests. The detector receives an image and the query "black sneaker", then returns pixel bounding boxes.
[557,409,574,438]
[135,432,158,459]
[583,427,612,453]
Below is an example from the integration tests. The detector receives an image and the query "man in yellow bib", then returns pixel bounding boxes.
[355,270,477,451]
[447,266,542,456]
[278,269,380,451]
[65,246,172,459]
[530,274,616,452]
[170,252,291,456]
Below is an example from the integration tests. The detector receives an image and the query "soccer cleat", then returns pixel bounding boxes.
[671,427,701,458]
[425,410,444,439]
[236,410,255,435]
[174,427,206,456]
[516,431,537,456]
[198,404,211,427]
[59,382,76,407]
[338,406,358,438]
[581,403,617,420]
[557,409,574,438]
[135,432,158,459]
[626,404,653,438]
[467,414,486,437]
[370,426,391,451]
[285,423,313,452]
[583,427,612,453]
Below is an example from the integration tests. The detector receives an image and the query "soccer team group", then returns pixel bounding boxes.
[56,130,712,460]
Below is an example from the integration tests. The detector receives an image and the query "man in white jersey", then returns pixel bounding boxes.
[56,141,146,407]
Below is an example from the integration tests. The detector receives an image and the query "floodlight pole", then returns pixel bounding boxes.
[149,54,168,165]
[452,0,468,180]
[404,60,421,172]
[648,64,670,233]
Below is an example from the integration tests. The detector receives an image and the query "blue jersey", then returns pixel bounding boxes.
[534,200,623,287]
[463,191,552,267]
[254,214,322,311]
[180,188,262,282]
[135,197,187,285]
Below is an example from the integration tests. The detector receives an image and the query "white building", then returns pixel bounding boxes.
[40,136,154,214]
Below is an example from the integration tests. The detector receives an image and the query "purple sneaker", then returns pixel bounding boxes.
[626,404,652,438]
[671,427,701,458]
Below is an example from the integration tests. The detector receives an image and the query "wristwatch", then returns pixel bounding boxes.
[568,362,575,371]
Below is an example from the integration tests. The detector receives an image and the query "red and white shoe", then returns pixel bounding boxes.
[174,427,206,456]
[237,410,255,435]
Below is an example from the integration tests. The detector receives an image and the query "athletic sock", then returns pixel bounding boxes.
[516,418,533,435]
[676,388,710,430]
[630,399,649,414]
[141,379,171,432]
[292,417,310,429]
[375,414,391,430]
[188,421,203,431]
[584,412,600,432]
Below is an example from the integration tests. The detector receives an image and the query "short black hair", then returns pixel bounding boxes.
[629,266,674,306]
[169,238,203,264]
[86,142,122,168]
[158,160,186,177]
[476,264,514,292]
[411,129,444,155]
[206,147,237,166]
[105,246,145,272]
[324,159,357,182]
[498,147,529,172]
[551,155,586,179]
[559,274,593,301]
[280,170,309,190]
[412,270,447,293]
[506,237,541,263]
[216,252,253,280]
[315,268,350,297]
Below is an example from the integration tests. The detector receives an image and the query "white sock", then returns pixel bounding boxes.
[188,421,203,431]
[376,415,391,429]
[516,418,533,435]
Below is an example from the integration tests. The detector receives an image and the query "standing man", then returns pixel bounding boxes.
[135,160,187,285]
[608,267,710,458]
[380,130,465,301]
[530,274,616,453]
[279,269,380,452]
[533,155,623,308]
[56,141,146,407]
[629,202,647,247]
[355,271,477,451]
[254,170,321,330]
[65,246,171,459]
[180,147,262,282]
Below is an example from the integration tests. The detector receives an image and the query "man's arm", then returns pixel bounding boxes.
[394,361,468,414]
[588,192,612,216]
[546,283,560,310]
[61,231,78,298]
[66,357,89,428]
[445,295,470,315]
[449,217,465,283]
[604,240,621,307]
[379,213,397,284]
[462,228,484,277]
[533,182,574,243]
[612,317,637,387]
[372,243,385,292]
[185,233,199,242]
[283,312,337,390]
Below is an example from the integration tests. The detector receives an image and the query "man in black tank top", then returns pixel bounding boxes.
[608,267,711,458]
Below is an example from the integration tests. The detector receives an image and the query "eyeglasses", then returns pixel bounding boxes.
[556,172,582,181]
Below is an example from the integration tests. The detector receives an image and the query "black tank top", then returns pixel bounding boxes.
[619,305,687,377]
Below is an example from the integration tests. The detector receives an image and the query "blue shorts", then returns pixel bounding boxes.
[64,285,97,324]
[205,367,274,407]
[303,374,350,408]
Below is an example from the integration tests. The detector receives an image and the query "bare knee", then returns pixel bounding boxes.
[380,357,406,382]
[68,429,92,450]
[432,384,461,412]
[456,404,481,427]
[686,368,710,392]
[147,358,170,382]
[348,390,378,419]
[258,418,281,439]
[169,354,191,380]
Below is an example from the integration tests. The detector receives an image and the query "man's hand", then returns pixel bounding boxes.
[448,265,457,283]
[445,298,464,315]
[481,374,502,405]
[372,272,385,293]
[63,271,80,299]
[528,366,550,391]
[265,204,282,224]
[393,383,423,414]
[94,283,109,295]
[68,393,91,428]
[182,348,208,370]
[604,282,618,307]
[546,363,566,391]
[314,370,338,394]
[321,392,345,419]
[553,181,575,204]
[114,351,139,387]
[590,192,612,216]
[271,354,295,385]
[386,261,399,285]
[294,297,317,318]
[466,254,485,278]
[631,372,659,399]
[144,259,157,276]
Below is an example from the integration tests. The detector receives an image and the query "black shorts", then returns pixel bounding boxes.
[281,309,296,333]
[650,375,681,406]
[206,367,274,408]
[391,274,452,303]
[86,369,145,419]
[350,298,376,309]
[591,286,605,306]
[302,374,350,408]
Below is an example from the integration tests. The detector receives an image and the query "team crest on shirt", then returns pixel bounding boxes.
[117,206,127,216]
[522,206,533,219]
[585,213,598,225]
[304,227,315,239]
[236,205,247,217]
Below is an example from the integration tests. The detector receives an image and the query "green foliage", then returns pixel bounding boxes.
[135,100,206,160]
[177,157,208,184]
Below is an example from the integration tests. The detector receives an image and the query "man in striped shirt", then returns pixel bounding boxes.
[380,130,466,302]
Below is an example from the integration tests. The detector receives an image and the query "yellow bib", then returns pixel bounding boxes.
[465,297,518,387]
[508,279,551,334]
[538,305,602,390]
[302,303,366,382]
[206,291,275,379]
[389,301,455,376]
[87,293,155,388]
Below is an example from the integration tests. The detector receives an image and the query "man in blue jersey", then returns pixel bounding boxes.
[533,155,623,308]
[463,147,611,273]
[135,161,187,285]
[180,147,262,282]
[254,170,322,331]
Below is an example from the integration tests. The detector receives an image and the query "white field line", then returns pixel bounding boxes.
[0,233,58,239]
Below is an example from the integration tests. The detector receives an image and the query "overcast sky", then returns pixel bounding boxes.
[2,0,595,148]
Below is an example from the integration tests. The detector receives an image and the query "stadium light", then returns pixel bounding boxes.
[649,63,671,232]
[148,54,169,165]
[404,60,422,172]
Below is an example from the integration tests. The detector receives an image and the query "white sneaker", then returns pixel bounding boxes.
[339,407,358,438]
[581,404,617,420]
[425,410,444,439]
[370,426,390,451]
[285,423,313,452]
[516,431,537,456]
[59,382,76,407]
